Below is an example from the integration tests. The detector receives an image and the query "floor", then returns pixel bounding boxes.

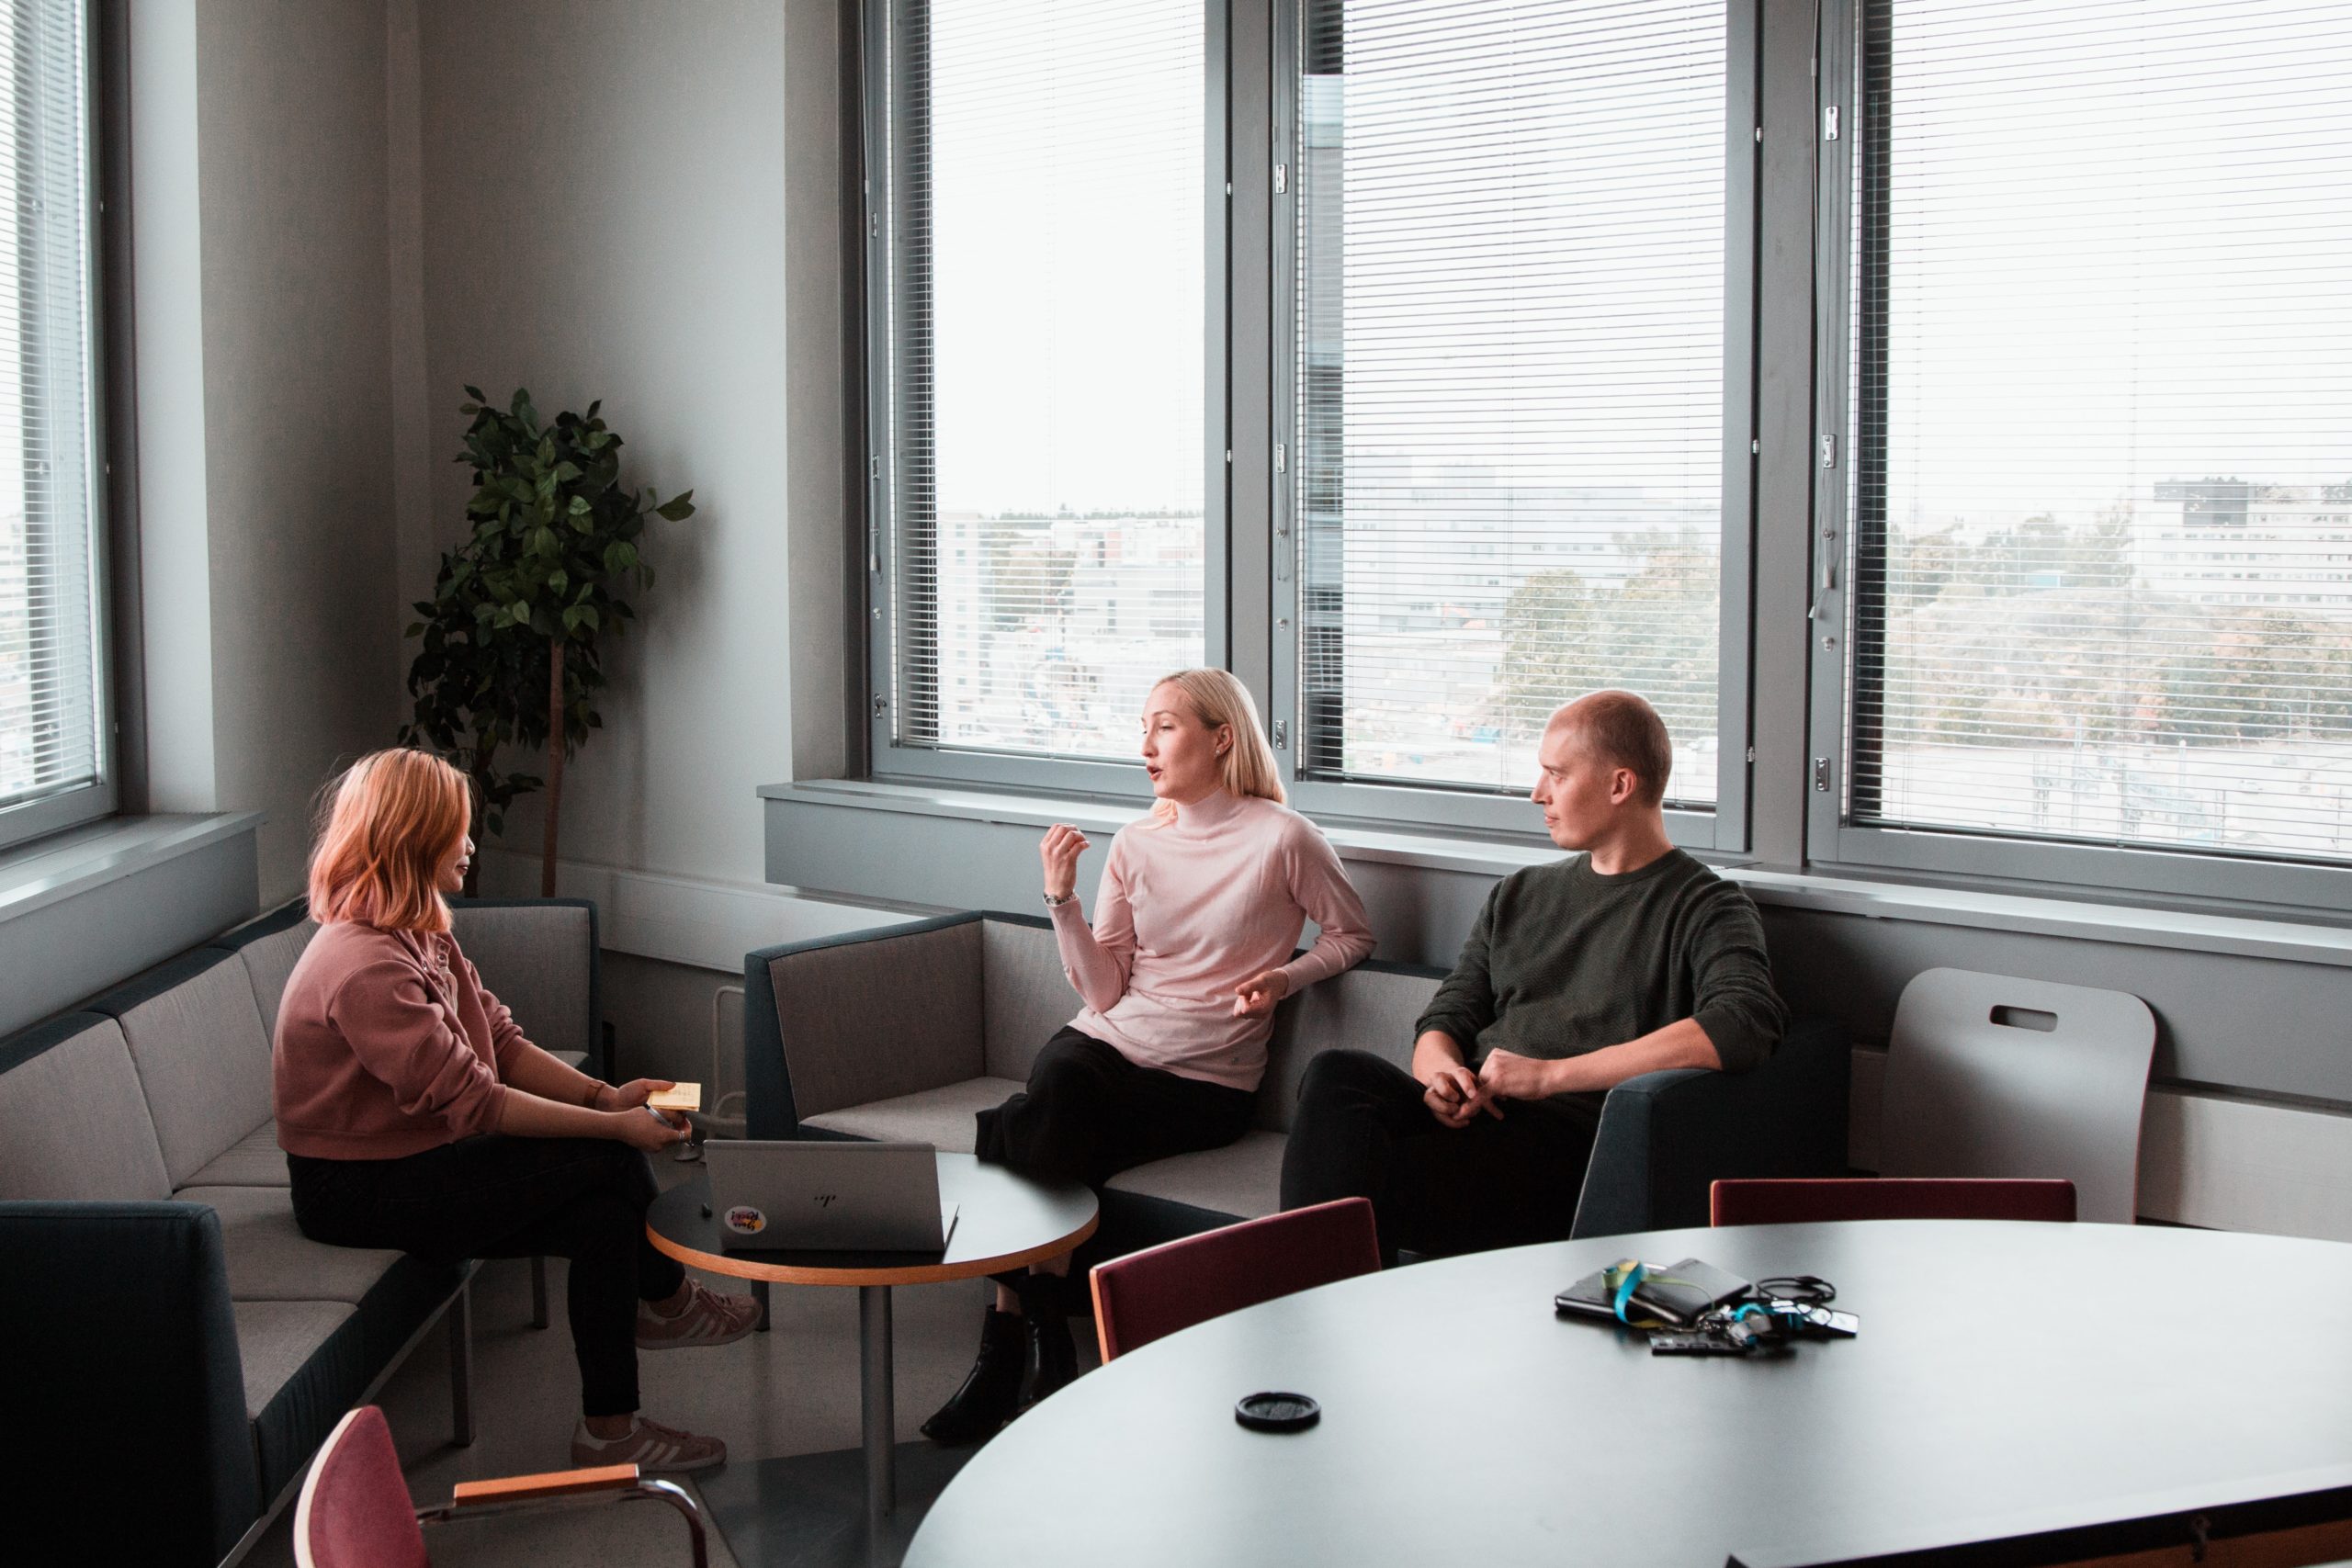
[246,1155,1097,1567]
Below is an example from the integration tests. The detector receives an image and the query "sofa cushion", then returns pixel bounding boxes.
[96,950,276,1189]
[215,907,320,1043]
[1260,964,1437,1133]
[981,917,1077,1081]
[798,1076,1025,1151]
[232,1299,356,1421]
[0,1014,173,1200]
[185,1117,288,1188]
[175,1185,406,1304]
[1104,1130,1288,1221]
[772,920,986,1118]
[237,1258,469,1498]
[450,902,595,1058]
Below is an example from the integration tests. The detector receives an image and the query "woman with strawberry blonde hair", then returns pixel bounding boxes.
[276,748,752,1473]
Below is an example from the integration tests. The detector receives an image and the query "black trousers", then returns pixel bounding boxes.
[1279,1049,1601,1264]
[289,1135,685,1418]
[977,1028,1255,1191]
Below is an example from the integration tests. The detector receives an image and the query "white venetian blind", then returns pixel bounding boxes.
[0,0,99,821]
[883,0,1205,763]
[1295,0,1727,805]
[1846,0,2352,863]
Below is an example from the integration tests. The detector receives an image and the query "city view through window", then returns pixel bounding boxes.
[1296,0,1727,806]
[906,0,1204,762]
[0,0,97,814]
[1851,0,2352,863]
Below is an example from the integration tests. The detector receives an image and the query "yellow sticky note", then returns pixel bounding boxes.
[647,1083,702,1113]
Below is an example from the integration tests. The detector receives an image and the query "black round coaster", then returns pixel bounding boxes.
[1235,1392,1320,1433]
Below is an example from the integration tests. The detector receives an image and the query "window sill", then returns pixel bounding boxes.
[0,813,263,1037]
[759,779,2352,971]
[0,812,260,923]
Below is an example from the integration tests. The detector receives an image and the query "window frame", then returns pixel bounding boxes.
[1263,0,1762,851]
[0,0,114,855]
[858,0,1233,801]
[853,0,1764,852]
[1804,0,2352,915]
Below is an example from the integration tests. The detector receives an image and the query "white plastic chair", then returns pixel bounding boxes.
[1879,968,2155,1224]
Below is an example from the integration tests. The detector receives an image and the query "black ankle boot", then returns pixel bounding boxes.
[922,1307,1025,1445]
[1015,1274,1078,1412]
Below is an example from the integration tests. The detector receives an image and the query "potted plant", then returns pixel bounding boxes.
[399,387,695,894]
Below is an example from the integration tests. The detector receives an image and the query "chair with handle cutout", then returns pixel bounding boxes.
[1877,968,2154,1224]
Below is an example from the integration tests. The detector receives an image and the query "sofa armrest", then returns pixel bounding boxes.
[448,898,604,1076]
[743,914,988,1139]
[0,1201,261,1566]
[1570,1017,1852,1240]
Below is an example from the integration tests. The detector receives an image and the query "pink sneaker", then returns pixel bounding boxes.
[571,1415,726,1473]
[637,1279,761,1349]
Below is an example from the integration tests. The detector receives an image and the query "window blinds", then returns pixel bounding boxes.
[883,0,1205,764]
[1295,0,1727,806]
[0,0,100,819]
[1845,0,2352,864]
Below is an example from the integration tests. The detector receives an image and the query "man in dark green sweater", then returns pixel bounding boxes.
[1280,691,1788,1258]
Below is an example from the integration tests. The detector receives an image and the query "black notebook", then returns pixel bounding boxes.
[1555,1257,1751,1326]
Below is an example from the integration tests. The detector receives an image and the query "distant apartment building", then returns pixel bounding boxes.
[2134,479,2352,611]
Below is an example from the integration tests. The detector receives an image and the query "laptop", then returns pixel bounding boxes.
[704,1140,958,1253]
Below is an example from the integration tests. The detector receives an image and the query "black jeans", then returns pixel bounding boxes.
[977,1028,1255,1190]
[289,1135,684,1418]
[1279,1049,1601,1264]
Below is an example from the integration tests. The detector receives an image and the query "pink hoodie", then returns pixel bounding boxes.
[1048,791,1374,1091]
[273,921,528,1159]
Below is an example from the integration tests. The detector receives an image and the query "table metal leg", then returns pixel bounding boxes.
[860,1284,895,1524]
[752,1280,771,1332]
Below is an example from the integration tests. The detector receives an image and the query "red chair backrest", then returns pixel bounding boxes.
[294,1406,430,1568]
[1710,1178,2078,1227]
[1091,1198,1380,1361]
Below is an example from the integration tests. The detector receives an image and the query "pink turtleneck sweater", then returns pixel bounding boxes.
[1047,791,1374,1091]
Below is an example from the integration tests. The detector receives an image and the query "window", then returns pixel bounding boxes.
[0,0,107,852]
[864,0,1757,830]
[1283,0,1750,840]
[1819,0,2352,900]
[867,0,1213,786]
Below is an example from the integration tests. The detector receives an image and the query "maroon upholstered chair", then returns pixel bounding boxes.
[1090,1197,1381,1361]
[293,1406,708,1568]
[1710,1177,2078,1227]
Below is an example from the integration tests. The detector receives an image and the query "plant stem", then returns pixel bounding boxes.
[542,636,565,897]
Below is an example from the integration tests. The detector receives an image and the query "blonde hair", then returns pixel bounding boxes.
[1145,669,1285,824]
[307,749,471,933]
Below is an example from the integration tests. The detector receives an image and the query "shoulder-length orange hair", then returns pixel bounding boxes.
[307,749,471,934]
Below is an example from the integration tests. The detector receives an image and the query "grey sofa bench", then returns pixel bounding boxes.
[0,896,602,1568]
[742,910,1849,1261]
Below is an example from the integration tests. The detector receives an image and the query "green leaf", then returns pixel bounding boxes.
[548,569,568,597]
[404,622,424,638]
[653,490,696,522]
[569,495,592,515]
[604,541,638,573]
[573,605,600,631]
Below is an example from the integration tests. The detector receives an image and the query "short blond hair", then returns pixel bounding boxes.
[1147,669,1285,822]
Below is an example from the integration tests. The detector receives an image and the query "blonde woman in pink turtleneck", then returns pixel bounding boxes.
[922,669,1374,1446]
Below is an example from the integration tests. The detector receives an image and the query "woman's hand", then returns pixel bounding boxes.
[613,1104,690,1151]
[1040,824,1091,901]
[1231,968,1292,1018]
[595,1078,674,1112]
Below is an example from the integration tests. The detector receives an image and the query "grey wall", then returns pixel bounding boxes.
[130,0,403,905]
[406,0,845,890]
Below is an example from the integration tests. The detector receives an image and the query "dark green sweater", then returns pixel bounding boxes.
[1415,849,1787,1076]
